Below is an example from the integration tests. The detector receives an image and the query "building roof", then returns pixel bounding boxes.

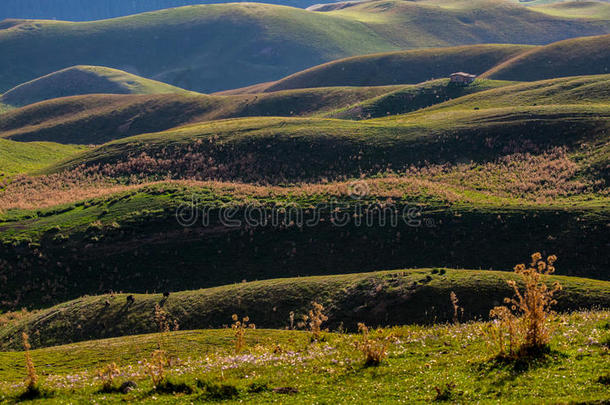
[450,72,476,78]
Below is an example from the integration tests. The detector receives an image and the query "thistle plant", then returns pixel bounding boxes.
[450,291,462,324]
[487,252,562,358]
[232,314,255,353]
[146,349,169,387]
[97,362,120,392]
[302,302,328,342]
[22,332,38,391]
[155,303,171,333]
[355,323,390,366]
[145,303,177,388]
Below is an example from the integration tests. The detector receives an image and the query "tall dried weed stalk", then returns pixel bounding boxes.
[22,332,38,390]
[232,314,255,353]
[145,303,178,387]
[487,252,562,358]
[302,302,328,342]
[355,323,391,366]
[450,291,463,324]
[97,362,120,392]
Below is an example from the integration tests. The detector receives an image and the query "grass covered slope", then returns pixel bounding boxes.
[0,0,340,21]
[0,1,608,93]
[1,310,610,403]
[0,86,398,144]
[322,0,610,48]
[482,34,610,81]
[48,105,610,181]
[0,139,85,180]
[0,176,607,310]
[226,44,532,93]
[530,0,610,20]
[326,78,514,119]
[0,4,397,94]
[1,269,609,350]
[417,74,610,113]
[0,65,192,108]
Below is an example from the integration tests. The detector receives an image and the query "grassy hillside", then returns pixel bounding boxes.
[413,74,610,114]
[0,1,608,93]
[530,0,610,19]
[322,0,610,48]
[1,269,608,350]
[227,44,532,93]
[0,173,608,311]
[47,105,609,181]
[0,0,340,21]
[0,86,398,144]
[0,103,12,114]
[481,34,610,81]
[0,4,397,94]
[0,310,608,403]
[227,34,610,93]
[328,74,609,120]
[0,139,85,180]
[0,65,192,108]
[327,78,514,119]
[3,74,606,145]
[0,98,607,310]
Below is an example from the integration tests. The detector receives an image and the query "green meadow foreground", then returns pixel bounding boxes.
[0,309,608,403]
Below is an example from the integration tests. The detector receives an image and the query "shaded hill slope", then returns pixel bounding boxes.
[1,269,609,350]
[0,1,608,93]
[326,78,514,119]
[0,170,607,311]
[220,44,532,93]
[326,75,610,120]
[481,34,610,81]
[0,65,192,108]
[0,86,398,144]
[224,34,610,94]
[0,4,397,93]
[0,0,340,21]
[48,105,610,181]
[417,74,610,113]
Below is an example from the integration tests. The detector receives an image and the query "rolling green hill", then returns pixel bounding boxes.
[0,86,399,144]
[0,4,396,94]
[0,103,12,114]
[326,74,610,120]
[224,44,533,93]
[0,0,340,21]
[530,0,610,19]
[0,1,608,93]
[0,125,607,311]
[48,105,609,180]
[481,34,610,81]
[1,269,609,350]
[0,139,85,180]
[3,73,606,145]
[326,78,514,119]
[0,65,192,108]
[226,34,610,93]
[319,0,609,47]
[408,74,610,114]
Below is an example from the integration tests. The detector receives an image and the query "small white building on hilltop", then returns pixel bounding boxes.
[449,72,476,85]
